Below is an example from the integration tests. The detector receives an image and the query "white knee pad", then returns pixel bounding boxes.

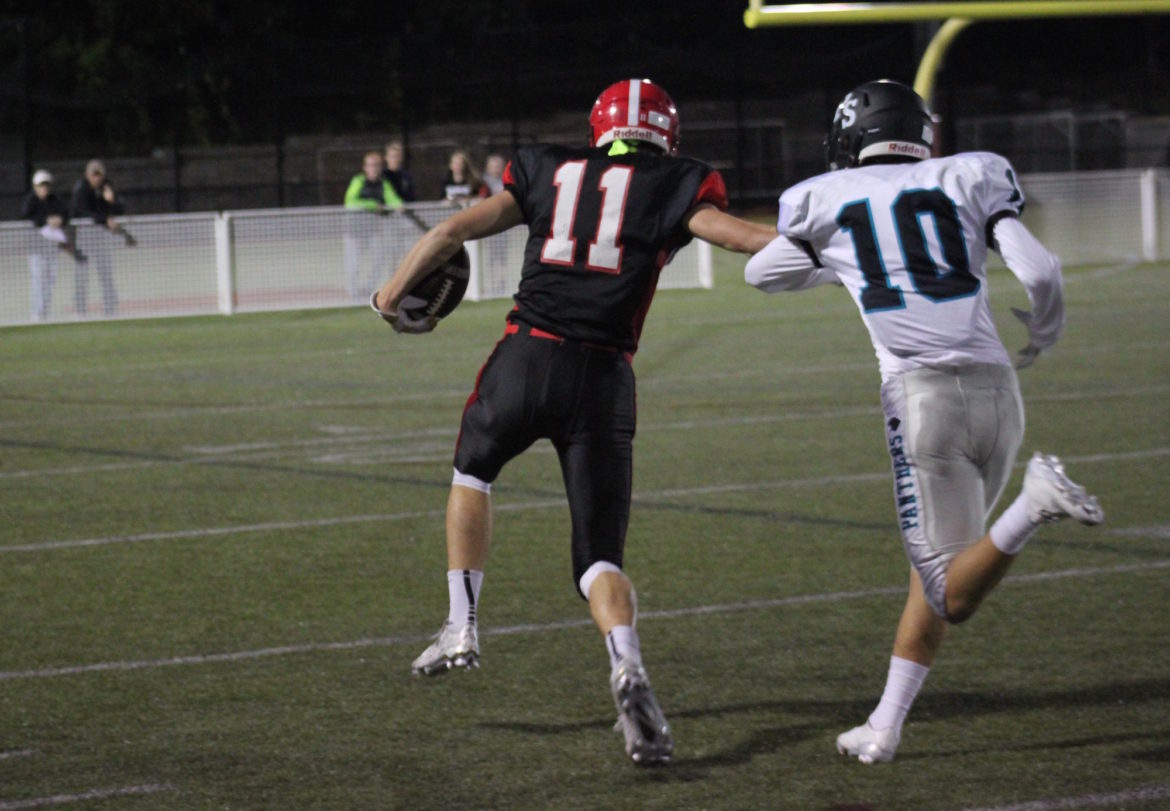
[578,560,623,600]
[452,468,491,494]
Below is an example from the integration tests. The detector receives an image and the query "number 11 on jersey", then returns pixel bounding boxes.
[541,161,633,274]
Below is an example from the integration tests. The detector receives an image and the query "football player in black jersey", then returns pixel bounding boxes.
[373,78,775,765]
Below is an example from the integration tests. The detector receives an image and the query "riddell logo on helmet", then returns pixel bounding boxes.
[612,127,656,140]
[878,142,931,160]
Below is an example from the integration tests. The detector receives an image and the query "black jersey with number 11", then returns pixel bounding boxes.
[502,144,727,353]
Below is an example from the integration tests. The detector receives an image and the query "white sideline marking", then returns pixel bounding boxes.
[3,383,1166,479]
[0,750,35,761]
[0,390,471,431]
[1108,524,1170,539]
[0,559,1165,683]
[1029,384,1170,404]
[4,447,1165,554]
[0,784,174,810]
[0,499,564,554]
[639,447,1170,500]
[1005,559,1170,583]
[1,364,1165,437]
[184,425,457,455]
[0,461,162,480]
[1061,259,1142,284]
[0,509,443,553]
[958,783,1170,811]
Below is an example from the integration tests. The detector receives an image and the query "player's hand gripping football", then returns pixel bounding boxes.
[370,291,437,334]
[1011,307,1043,369]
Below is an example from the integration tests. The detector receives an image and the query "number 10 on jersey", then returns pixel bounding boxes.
[837,189,979,312]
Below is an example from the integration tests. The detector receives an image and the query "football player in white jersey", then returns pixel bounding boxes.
[745,80,1104,764]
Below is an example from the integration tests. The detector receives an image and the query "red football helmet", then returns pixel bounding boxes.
[589,78,680,156]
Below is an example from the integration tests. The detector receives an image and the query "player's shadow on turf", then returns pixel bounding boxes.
[481,717,826,781]
[480,698,872,780]
[896,728,1170,764]
[874,677,1170,763]
[908,676,1170,725]
[1125,742,1170,763]
[481,677,1170,775]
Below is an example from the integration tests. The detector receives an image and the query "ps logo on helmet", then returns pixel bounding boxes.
[835,92,859,128]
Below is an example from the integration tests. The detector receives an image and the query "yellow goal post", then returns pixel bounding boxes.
[742,1,1170,106]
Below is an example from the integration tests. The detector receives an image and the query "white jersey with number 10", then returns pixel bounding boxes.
[778,152,1027,379]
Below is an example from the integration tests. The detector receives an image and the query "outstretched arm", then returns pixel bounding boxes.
[374,191,523,313]
[993,216,1064,368]
[684,204,777,255]
[745,233,838,292]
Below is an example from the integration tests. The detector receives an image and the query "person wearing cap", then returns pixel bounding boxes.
[19,170,72,321]
[69,159,123,316]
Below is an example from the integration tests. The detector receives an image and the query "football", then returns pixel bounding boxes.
[399,247,471,321]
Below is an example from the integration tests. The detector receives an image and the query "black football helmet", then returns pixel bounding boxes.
[823,80,933,171]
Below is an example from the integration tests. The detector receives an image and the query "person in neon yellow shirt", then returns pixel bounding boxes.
[344,151,403,299]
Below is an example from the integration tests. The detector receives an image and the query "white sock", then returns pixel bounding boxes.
[446,569,483,626]
[989,492,1037,555]
[867,656,930,734]
[606,625,642,671]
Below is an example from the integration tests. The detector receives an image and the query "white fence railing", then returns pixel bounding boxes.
[2,169,1164,328]
[0,201,712,327]
[1012,168,1168,268]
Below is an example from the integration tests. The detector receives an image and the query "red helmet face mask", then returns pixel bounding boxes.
[589,78,680,156]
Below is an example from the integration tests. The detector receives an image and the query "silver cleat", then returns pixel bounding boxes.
[411,620,479,676]
[610,659,673,766]
[836,722,900,764]
[1023,452,1104,526]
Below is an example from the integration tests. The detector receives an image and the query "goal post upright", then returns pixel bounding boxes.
[913,18,973,109]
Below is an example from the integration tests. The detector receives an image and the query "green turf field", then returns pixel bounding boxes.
[1,253,1167,810]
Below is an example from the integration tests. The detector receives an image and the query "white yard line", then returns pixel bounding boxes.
[0,390,470,432]
[0,784,175,810]
[1110,525,1170,539]
[957,783,1170,811]
[182,425,457,455]
[0,559,1165,683]
[4,448,1165,554]
[3,429,1164,482]
[0,498,569,553]
[0,509,448,553]
[0,750,35,761]
[1,361,1165,434]
[0,460,163,480]
[1028,384,1170,403]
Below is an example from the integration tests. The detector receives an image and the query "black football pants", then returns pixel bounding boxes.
[453,323,636,596]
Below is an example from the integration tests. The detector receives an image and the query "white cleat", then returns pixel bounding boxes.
[1023,452,1104,526]
[611,659,673,766]
[836,722,900,764]
[411,620,479,676]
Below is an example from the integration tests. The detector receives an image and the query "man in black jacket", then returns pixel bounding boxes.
[69,159,124,316]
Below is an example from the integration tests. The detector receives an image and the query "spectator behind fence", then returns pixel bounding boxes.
[483,154,506,195]
[19,170,76,322]
[479,154,510,293]
[383,140,417,202]
[344,150,404,300]
[441,150,488,201]
[69,159,125,317]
